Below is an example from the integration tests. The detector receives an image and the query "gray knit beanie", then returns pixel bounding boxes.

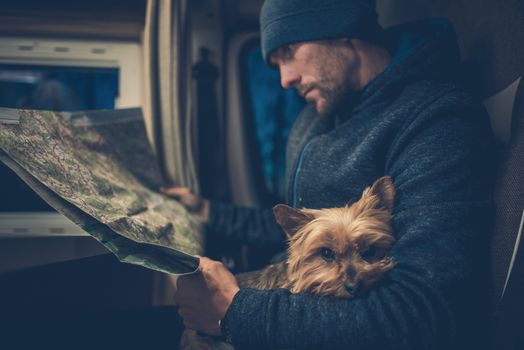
[260,0,382,63]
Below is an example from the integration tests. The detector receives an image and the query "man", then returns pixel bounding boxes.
[165,0,494,348]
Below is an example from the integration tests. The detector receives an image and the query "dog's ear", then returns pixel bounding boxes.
[273,204,314,238]
[368,176,396,213]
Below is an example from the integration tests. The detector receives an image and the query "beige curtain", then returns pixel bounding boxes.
[143,0,199,192]
[143,0,199,305]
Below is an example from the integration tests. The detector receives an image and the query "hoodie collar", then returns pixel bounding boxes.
[347,19,461,115]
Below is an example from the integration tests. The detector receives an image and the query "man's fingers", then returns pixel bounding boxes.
[178,307,203,331]
[199,256,213,265]
[199,256,221,273]
[174,274,194,304]
[178,306,191,319]
[174,272,206,303]
[183,320,195,330]
[160,186,191,198]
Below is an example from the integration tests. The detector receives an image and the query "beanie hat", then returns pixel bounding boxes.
[260,0,382,63]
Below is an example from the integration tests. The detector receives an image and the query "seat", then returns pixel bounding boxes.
[485,78,524,350]
[487,76,524,350]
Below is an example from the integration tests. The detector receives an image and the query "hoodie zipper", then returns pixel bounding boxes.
[289,138,315,208]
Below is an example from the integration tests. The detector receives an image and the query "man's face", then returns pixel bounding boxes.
[269,39,361,116]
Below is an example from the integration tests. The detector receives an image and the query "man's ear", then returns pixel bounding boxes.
[273,204,315,238]
[368,176,396,213]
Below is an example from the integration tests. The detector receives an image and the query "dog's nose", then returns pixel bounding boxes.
[345,282,359,295]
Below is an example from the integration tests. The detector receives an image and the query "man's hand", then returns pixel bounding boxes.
[174,257,240,336]
[160,187,210,224]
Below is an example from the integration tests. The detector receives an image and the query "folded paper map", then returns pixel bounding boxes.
[0,108,202,274]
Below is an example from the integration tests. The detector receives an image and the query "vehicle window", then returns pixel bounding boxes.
[240,42,306,201]
[0,64,119,212]
[0,64,118,111]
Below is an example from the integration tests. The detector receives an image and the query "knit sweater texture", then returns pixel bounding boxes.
[209,19,494,349]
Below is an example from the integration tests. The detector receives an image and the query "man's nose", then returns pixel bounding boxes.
[279,65,301,89]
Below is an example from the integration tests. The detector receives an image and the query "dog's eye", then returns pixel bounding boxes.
[361,246,376,263]
[320,248,335,262]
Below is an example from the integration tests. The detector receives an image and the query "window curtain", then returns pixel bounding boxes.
[143,0,199,192]
[143,0,199,305]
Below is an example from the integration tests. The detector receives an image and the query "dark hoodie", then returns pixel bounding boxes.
[211,19,494,349]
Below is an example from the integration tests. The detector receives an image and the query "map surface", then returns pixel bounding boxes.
[0,108,202,274]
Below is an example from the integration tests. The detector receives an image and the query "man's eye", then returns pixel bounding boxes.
[320,248,335,262]
[361,246,376,263]
[281,45,293,59]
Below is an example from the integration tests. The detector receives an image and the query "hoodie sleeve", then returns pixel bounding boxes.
[207,200,286,249]
[219,95,494,350]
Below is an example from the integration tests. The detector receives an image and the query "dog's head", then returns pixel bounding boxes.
[274,176,396,298]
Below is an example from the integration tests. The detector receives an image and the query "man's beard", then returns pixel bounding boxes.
[299,83,354,117]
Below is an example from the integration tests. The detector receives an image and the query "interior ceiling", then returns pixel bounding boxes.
[223,0,263,18]
[0,0,147,22]
[0,0,147,40]
[223,0,263,29]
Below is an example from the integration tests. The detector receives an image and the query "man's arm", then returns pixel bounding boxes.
[208,201,286,248]
[161,187,286,249]
[217,100,494,349]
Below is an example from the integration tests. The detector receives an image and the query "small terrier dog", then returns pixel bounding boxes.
[181,176,397,349]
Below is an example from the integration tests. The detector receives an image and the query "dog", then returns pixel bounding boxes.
[181,176,397,349]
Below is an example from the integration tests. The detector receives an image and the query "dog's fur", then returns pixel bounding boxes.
[181,176,397,349]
